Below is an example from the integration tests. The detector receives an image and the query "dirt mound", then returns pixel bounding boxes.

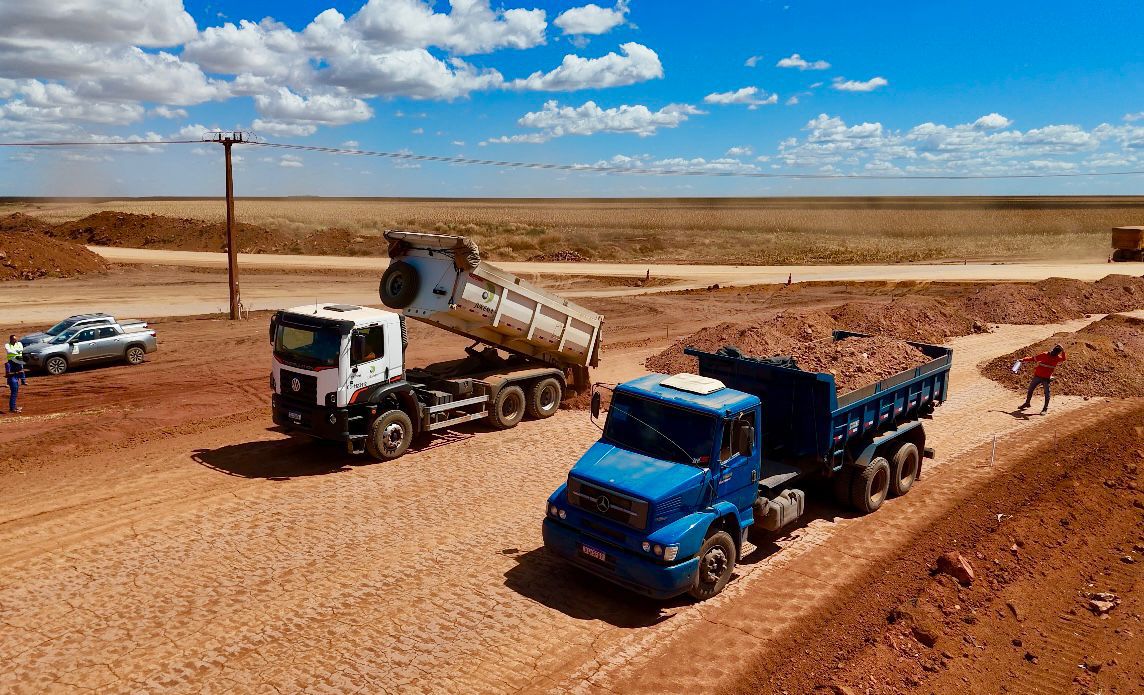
[295,228,382,256]
[828,296,984,343]
[983,313,1144,398]
[646,313,930,394]
[646,310,836,375]
[959,274,1144,324]
[47,212,290,253]
[0,230,109,280]
[0,212,54,235]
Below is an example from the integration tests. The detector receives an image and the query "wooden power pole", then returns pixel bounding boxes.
[205,131,247,319]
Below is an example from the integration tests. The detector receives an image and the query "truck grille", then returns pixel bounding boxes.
[279,369,318,405]
[567,477,649,530]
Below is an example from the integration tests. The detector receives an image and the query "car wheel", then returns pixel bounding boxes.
[45,356,68,376]
[125,346,145,365]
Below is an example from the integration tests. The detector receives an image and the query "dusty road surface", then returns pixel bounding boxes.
[0,281,1141,693]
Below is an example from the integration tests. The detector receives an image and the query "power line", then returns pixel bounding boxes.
[1,137,1143,180]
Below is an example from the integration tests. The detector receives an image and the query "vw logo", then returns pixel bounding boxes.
[290,377,302,393]
[595,495,611,513]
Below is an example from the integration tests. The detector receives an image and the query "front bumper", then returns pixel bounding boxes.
[272,395,351,442]
[542,517,699,600]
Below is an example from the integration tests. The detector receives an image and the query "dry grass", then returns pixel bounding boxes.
[5,197,1137,265]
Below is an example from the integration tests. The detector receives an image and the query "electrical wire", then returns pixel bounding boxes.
[1,137,1142,180]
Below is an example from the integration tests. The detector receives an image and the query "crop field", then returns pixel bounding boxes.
[4,196,1138,265]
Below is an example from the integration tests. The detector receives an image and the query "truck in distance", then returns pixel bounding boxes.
[22,321,157,375]
[542,332,952,601]
[270,230,603,460]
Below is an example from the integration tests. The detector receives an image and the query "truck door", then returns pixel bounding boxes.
[717,410,760,514]
[91,326,122,360]
[349,325,388,391]
[69,328,101,362]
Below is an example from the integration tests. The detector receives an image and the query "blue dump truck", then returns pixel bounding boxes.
[542,331,953,600]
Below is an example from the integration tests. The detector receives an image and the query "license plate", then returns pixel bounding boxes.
[580,544,607,563]
[288,410,302,423]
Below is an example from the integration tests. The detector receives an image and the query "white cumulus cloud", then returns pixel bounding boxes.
[509,42,662,91]
[703,86,778,109]
[776,53,830,70]
[973,112,1012,129]
[832,76,889,92]
[554,1,629,35]
[485,99,701,143]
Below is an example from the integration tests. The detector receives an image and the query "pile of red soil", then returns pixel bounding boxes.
[959,274,1144,324]
[983,313,1144,398]
[0,229,110,280]
[827,295,985,344]
[646,314,931,394]
[47,212,289,253]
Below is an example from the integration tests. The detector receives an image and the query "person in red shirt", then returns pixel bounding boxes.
[1018,344,1066,414]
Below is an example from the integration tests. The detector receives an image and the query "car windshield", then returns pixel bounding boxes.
[45,317,84,336]
[274,323,341,368]
[51,329,79,344]
[603,392,716,466]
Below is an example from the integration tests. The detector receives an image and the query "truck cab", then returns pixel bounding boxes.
[543,373,763,600]
[271,304,406,450]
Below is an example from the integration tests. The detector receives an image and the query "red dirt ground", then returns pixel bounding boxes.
[732,402,1144,695]
[984,313,1144,398]
[960,274,1144,325]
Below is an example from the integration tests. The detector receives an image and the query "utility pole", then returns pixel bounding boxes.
[204,131,247,319]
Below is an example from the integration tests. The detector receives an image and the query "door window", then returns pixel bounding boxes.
[720,412,753,462]
[97,327,118,339]
[74,329,97,343]
[351,326,385,365]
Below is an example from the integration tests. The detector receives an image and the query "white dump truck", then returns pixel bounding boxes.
[270,230,603,459]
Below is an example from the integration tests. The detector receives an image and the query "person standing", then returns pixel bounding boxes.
[5,357,21,414]
[1018,344,1066,414]
[6,334,27,385]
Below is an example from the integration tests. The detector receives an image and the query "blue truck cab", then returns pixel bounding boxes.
[543,331,953,601]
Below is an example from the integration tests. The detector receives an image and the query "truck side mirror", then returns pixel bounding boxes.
[268,315,278,343]
[590,391,602,419]
[734,423,755,457]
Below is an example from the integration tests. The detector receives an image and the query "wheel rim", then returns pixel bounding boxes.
[699,545,729,586]
[501,393,522,419]
[387,275,404,297]
[871,467,889,505]
[381,422,406,454]
[539,385,557,410]
[47,358,65,375]
[129,348,143,363]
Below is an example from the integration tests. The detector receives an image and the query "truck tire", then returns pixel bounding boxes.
[489,385,526,430]
[849,456,891,514]
[689,530,736,601]
[889,442,920,497]
[44,355,68,376]
[125,345,146,365]
[365,409,414,460]
[526,378,562,419]
[379,261,420,309]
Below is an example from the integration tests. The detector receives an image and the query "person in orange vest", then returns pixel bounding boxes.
[1017,344,1066,414]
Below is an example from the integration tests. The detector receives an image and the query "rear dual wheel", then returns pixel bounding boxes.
[490,385,526,430]
[527,378,562,420]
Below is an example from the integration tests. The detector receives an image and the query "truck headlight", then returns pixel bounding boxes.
[558,509,566,520]
[549,504,558,517]
[641,541,651,552]
[653,544,663,556]
[664,545,679,562]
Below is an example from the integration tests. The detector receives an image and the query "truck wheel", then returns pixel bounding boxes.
[850,456,891,514]
[45,355,68,376]
[526,378,562,419]
[125,345,145,365]
[689,530,736,601]
[889,443,920,497]
[490,385,526,429]
[379,261,420,309]
[365,409,414,460]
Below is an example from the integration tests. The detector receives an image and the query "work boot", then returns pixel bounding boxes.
[1040,407,1049,414]
[1018,402,1030,410]
[9,408,22,414]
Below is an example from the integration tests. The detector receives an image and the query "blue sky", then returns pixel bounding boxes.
[1,0,1142,196]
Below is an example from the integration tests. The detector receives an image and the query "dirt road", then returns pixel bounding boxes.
[2,279,1137,693]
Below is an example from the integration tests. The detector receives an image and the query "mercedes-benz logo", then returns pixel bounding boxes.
[595,495,611,513]
[290,377,302,392]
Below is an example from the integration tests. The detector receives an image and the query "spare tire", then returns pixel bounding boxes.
[380,261,420,309]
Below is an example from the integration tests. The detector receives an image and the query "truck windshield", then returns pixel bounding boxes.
[603,392,716,466]
[274,323,341,368]
[51,329,79,344]
[45,317,86,336]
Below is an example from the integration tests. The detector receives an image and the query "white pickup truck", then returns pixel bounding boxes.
[270,230,603,460]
